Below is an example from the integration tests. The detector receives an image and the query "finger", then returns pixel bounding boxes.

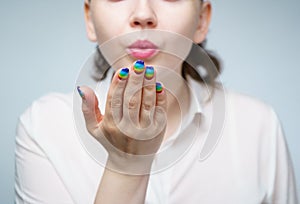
[123,60,145,125]
[105,67,129,124]
[77,86,103,136]
[140,66,156,127]
[154,82,167,126]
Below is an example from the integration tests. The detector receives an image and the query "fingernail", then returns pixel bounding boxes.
[77,86,86,100]
[133,60,145,74]
[156,82,163,93]
[118,67,129,80]
[145,66,154,80]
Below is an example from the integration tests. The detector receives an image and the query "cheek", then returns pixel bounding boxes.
[162,15,198,40]
[158,6,199,40]
[91,10,128,44]
[93,20,114,44]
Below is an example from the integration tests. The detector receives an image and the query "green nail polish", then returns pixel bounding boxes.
[118,67,129,80]
[156,82,163,93]
[145,66,154,80]
[133,60,145,74]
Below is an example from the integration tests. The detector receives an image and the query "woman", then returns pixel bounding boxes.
[15,0,298,203]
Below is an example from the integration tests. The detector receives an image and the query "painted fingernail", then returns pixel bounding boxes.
[118,67,129,80]
[133,60,145,74]
[77,86,86,100]
[145,66,154,80]
[156,82,163,93]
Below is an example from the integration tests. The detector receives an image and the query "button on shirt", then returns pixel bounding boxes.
[15,69,298,204]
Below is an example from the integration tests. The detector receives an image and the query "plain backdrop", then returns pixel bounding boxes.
[0,0,299,202]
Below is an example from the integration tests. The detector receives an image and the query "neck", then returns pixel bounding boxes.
[156,65,191,141]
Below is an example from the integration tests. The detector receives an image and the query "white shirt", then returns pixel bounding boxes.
[15,70,298,204]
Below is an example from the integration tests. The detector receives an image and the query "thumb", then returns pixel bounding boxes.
[77,86,103,136]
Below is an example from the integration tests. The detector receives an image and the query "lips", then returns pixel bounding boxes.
[127,40,159,59]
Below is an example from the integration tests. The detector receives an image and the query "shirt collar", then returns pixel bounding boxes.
[157,74,205,150]
[186,74,204,115]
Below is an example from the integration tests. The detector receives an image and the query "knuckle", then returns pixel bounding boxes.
[131,77,142,86]
[143,84,154,92]
[107,92,113,102]
[155,106,165,114]
[143,81,155,94]
[127,96,139,109]
[106,98,113,109]
[82,106,97,118]
[142,101,153,111]
[82,105,91,115]
[155,109,167,123]
[111,98,122,108]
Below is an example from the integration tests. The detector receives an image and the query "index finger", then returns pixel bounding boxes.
[105,67,129,123]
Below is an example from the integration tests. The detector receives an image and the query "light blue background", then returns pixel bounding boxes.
[0,0,299,202]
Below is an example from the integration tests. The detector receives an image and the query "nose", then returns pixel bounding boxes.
[129,0,157,28]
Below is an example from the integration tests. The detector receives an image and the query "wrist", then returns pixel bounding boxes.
[106,153,155,175]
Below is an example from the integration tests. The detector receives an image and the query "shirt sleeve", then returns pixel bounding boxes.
[263,109,299,204]
[15,112,74,204]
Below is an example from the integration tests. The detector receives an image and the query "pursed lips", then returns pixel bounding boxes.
[127,40,159,59]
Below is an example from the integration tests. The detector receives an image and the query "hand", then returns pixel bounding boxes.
[78,60,167,174]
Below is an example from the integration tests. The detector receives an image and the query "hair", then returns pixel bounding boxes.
[182,41,222,86]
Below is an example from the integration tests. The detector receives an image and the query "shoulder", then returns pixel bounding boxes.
[224,89,280,136]
[31,92,72,109]
[19,92,73,138]
[20,92,73,120]
[226,89,277,120]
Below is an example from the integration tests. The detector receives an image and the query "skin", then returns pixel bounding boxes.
[85,0,210,46]
[80,0,211,203]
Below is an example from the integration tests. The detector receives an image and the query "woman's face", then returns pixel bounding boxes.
[84,0,211,68]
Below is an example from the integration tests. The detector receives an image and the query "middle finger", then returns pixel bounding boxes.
[123,60,145,126]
